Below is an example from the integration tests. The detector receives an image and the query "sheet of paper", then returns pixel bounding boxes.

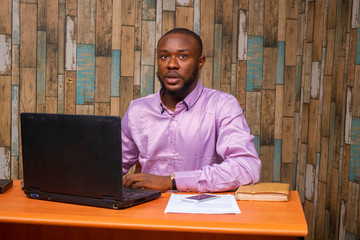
[164,194,241,214]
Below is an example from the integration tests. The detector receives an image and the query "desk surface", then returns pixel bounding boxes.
[0,181,307,238]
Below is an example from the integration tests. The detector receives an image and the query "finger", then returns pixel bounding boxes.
[131,181,144,189]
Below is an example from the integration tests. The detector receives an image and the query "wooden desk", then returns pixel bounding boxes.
[0,181,307,240]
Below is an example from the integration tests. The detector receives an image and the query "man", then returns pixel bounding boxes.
[122,28,261,192]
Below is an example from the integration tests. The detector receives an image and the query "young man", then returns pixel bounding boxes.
[122,28,261,192]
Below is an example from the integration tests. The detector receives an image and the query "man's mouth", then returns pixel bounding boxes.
[164,72,183,84]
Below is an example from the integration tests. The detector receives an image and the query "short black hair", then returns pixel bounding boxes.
[159,28,203,56]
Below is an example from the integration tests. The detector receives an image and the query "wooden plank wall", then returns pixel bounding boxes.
[0,0,359,239]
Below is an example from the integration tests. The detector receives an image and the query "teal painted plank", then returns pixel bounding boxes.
[345,231,356,240]
[76,44,95,105]
[36,31,46,106]
[273,139,281,182]
[111,50,121,97]
[276,41,285,84]
[11,86,19,156]
[213,24,222,90]
[246,36,263,91]
[12,0,20,44]
[253,135,261,157]
[143,0,156,21]
[356,28,360,64]
[350,117,360,183]
[141,65,154,97]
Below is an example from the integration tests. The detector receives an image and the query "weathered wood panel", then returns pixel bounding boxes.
[0,35,11,75]
[76,44,95,105]
[20,3,37,68]
[96,0,112,57]
[0,76,11,146]
[78,0,96,44]
[246,36,263,91]
[0,0,12,34]
[121,26,135,77]
[95,57,111,103]
[261,90,275,146]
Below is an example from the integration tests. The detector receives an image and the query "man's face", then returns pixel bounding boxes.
[157,33,205,98]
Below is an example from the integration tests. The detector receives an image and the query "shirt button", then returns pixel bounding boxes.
[169,161,173,166]
[169,138,173,143]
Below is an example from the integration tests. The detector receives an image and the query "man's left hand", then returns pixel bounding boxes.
[123,173,172,192]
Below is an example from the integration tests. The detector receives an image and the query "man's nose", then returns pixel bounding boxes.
[167,57,179,69]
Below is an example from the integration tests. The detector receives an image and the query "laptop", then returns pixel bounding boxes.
[20,113,161,209]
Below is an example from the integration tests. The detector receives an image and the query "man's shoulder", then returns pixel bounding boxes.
[202,87,238,105]
[127,93,158,111]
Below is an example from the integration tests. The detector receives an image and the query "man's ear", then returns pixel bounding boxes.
[198,55,206,70]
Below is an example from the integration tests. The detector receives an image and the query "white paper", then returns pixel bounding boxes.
[164,194,241,214]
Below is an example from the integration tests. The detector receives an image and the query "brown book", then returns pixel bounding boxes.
[235,183,290,201]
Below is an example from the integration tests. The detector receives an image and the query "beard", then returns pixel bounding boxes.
[157,68,198,97]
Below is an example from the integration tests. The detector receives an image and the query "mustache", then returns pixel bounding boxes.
[163,71,184,79]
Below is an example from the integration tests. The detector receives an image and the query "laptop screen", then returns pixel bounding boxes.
[21,113,123,200]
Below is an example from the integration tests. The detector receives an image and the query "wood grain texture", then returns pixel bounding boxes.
[260,145,274,182]
[121,26,135,77]
[96,0,113,57]
[264,0,278,48]
[245,92,261,136]
[200,0,214,57]
[248,0,264,36]
[236,60,246,109]
[175,6,193,30]
[285,19,297,66]
[0,34,11,75]
[20,68,36,113]
[282,117,294,164]
[78,0,96,44]
[260,90,275,146]
[95,57,111,103]
[0,0,12,34]
[20,3,37,68]
[0,76,11,146]
[312,0,325,62]
[46,0,58,44]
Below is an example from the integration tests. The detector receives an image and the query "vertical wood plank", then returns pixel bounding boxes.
[46,44,58,97]
[342,144,351,201]
[236,60,247,108]
[286,0,297,19]
[112,0,122,50]
[0,35,11,75]
[304,200,314,240]
[141,21,156,65]
[222,0,232,35]
[65,71,76,114]
[238,10,248,60]
[12,45,20,85]
[245,92,261,136]
[162,11,175,34]
[120,77,134,118]
[95,103,110,116]
[321,75,332,137]
[264,0,278,48]
[96,0,112,57]
[20,3,37,68]
[65,16,77,71]
[58,1,65,76]
[95,57,111,103]
[20,68,36,113]
[0,0,12,34]
[345,182,359,234]
[306,1,315,43]
[78,0,96,44]
[354,65,360,117]
[200,0,215,57]
[312,0,325,62]
[38,0,46,31]
[260,145,274,182]
[213,24,222,90]
[283,66,295,117]
[76,105,94,115]
[175,6,193,30]
[121,26,135,77]
[248,0,264,36]
[276,41,285,84]
[274,84,283,139]
[0,76,11,146]
[46,0,58,44]
[262,48,277,89]
[141,65,154,97]
[76,44,95,105]
[319,137,329,183]
[143,0,156,21]
[122,0,136,26]
[163,0,175,11]
[273,139,281,182]
[111,50,121,97]
[260,90,275,145]
[246,36,263,91]
[36,31,46,113]
[66,0,77,16]
[199,57,213,89]
[282,117,294,163]
[311,61,321,99]
[325,28,335,76]
[307,99,319,165]
[315,181,327,239]
[110,97,120,116]
[0,147,10,178]
[350,117,360,182]
[220,35,231,93]
[58,74,65,114]
[277,0,286,41]
[45,96,57,113]
[285,19,297,66]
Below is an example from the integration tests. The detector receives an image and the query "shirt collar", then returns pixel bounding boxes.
[158,80,204,114]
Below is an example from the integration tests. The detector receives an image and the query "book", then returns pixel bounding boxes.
[235,183,289,202]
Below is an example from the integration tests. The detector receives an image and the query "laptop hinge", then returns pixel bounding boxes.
[102,195,115,200]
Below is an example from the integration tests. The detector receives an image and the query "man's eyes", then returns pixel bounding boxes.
[160,54,188,59]
[161,55,168,59]
[179,54,187,59]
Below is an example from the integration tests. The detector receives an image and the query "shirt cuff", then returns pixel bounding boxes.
[174,170,199,192]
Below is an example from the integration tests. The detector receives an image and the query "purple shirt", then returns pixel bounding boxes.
[122,80,261,192]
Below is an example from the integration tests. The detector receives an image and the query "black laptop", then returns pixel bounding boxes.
[20,113,161,209]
